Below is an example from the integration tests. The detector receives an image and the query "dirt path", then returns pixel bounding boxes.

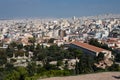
[40,72,120,80]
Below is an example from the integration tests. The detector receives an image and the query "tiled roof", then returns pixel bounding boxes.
[71,41,110,53]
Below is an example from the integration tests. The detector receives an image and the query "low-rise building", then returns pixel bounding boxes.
[70,41,113,58]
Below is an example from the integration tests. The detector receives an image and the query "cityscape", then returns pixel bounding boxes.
[0,0,120,80]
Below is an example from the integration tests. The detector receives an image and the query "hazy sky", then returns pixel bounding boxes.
[0,0,120,18]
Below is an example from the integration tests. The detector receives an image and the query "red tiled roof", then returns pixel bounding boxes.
[71,41,110,53]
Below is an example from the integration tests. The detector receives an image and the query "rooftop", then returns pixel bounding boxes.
[71,41,110,53]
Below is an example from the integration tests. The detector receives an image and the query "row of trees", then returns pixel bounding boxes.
[0,38,120,80]
[0,40,84,80]
[89,38,112,51]
[0,55,119,80]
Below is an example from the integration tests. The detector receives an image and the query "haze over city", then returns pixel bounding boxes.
[0,0,120,18]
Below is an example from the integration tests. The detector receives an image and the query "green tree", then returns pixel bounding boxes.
[48,38,55,43]
[75,61,79,74]
[5,63,14,71]
[29,44,35,52]
[10,41,17,48]
[78,54,94,74]
[17,43,23,50]
[35,44,42,50]
[5,70,20,80]
[97,52,105,61]
[57,60,63,67]
[89,38,101,47]
[0,56,7,66]
[74,49,83,59]
[0,49,7,66]
[64,60,69,70]
[6,46,13,58]
[108,63,120,71]
[16,66,28,80]
[15,50,24,57]
[115,53,120,62]
[27,62,37,76]
[24,45,30,52]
